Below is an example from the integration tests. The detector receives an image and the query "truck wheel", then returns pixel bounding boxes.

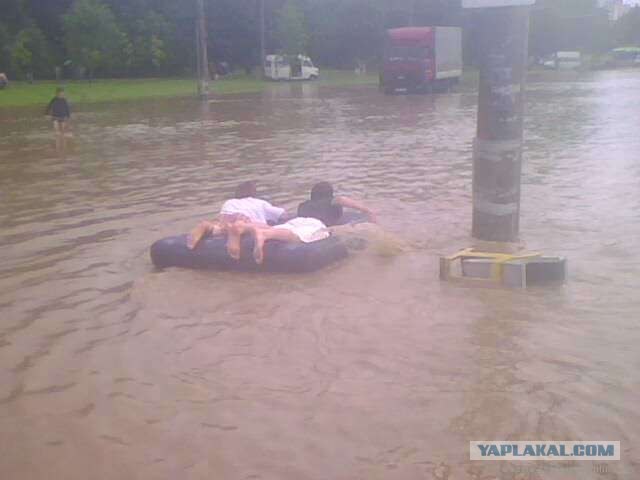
[310,74,318,80]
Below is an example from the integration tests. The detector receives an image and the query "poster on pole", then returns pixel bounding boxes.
[462,0,535,7]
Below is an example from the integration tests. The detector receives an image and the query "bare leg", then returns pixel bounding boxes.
[252,227,300,264]
[53,120,63,151]
[226,221,254,260]
[60,121,67,150]
[188,220,222,249]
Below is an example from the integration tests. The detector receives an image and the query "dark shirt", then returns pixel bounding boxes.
[297,199,343,226]
[46,97,71,119]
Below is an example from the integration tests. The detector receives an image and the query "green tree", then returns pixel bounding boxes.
[207,0,259,71]
[0,23,11,72]
[613,6,640,47]
[150,35,167,69]
[10,37,32,79]
[529,0,611,57]
[337,0,385,65]
[0,0,477,77]
[63,0,130,77]
[9,25,51,79]
[3,0,29,28]
[304,0,462,68]
[128,12,171,75]
[275,0,308,55]
[25,0,75,68]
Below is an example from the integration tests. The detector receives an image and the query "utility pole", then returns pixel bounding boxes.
[409,0,416,26]
[260,0,266,75]
[441,1,567,288]
[463,0,534,243]
[195,0,210,98]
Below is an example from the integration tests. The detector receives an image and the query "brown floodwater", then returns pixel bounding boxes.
[1,71,639,480]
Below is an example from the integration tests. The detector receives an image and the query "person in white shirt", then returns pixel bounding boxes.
[187,181,288,250]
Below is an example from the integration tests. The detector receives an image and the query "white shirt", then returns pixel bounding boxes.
[220,197,285,224]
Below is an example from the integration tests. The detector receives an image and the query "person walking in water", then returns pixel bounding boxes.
[45,87,71,142]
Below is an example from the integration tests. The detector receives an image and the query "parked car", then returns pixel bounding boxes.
[611,47,640,67]
[264,55,319,81]
[541,52,582,70]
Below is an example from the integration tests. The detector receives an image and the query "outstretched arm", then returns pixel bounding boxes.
[334,196,377,223]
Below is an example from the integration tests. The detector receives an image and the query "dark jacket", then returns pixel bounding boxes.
[46,97,71,119]
[297,199,343,226]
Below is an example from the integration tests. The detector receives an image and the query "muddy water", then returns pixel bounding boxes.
[1,71,639,480]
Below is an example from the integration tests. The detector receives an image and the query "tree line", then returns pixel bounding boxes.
[1,0,639,80]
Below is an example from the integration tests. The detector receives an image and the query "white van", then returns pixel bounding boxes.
[264,55,319,81]
[556,51,581,70]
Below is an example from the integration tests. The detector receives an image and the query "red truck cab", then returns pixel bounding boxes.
[381,27,462,94]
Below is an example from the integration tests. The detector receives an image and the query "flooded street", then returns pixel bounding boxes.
[1,71,639,479]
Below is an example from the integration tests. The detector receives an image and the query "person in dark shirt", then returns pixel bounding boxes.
[297,182,377,226]
[45,87,71,137]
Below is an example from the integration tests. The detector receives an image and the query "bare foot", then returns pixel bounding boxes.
[187,231,204,250]
[253,230,266,264]
[188,222,208,250]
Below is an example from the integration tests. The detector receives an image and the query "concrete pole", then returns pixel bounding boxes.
[409,0,416,26]
[471,6,531,242]
[260,0,266,74]
[196,0,210,98]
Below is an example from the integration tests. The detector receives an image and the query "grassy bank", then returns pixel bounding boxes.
[0,70,379,108]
